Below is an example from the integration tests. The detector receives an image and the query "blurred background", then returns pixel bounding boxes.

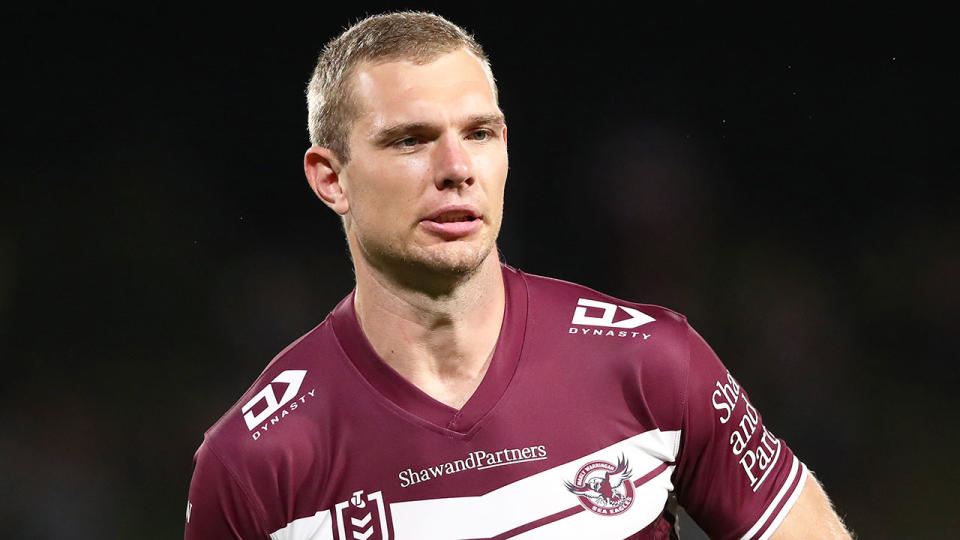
[1,4,957,539]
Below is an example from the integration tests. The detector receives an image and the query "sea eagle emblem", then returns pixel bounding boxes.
[564,454,635,515]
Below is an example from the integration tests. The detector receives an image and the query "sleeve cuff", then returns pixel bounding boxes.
[739,456,808,540]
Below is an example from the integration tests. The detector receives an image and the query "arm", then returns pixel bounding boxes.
[770,472,853,539]
[185,440,266,540]
[671,323,850,539]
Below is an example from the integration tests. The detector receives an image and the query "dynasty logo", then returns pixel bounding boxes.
[241,370,316,441]
[564,455,635,515]
[569,298,655,339]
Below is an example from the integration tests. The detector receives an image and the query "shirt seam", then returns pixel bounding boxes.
[205,439,271,536]
[677,319,693,459]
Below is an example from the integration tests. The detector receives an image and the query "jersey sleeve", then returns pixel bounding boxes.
[673,324,809,540]
[184,439,266,540]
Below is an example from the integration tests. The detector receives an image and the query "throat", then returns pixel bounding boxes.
[418,374,486,410]
[351,254,507,410]
[403,348,496,409]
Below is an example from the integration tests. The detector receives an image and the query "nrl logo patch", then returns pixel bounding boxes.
[564,454,635,515]
[335,490,391,540]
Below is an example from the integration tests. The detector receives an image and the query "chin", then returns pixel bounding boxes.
[412,242,494,276]
[354,230,498,285]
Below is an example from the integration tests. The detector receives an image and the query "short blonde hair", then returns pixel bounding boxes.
[306,11,496,162]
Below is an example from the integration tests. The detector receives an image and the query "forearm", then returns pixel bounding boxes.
[770,471,853,539]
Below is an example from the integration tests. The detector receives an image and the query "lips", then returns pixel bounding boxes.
[423,207,480,223]
[420,206,483,238]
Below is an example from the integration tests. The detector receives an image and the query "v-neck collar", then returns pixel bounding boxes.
[329,264,528,435]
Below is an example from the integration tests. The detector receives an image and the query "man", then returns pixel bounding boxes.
[185,12,852,539]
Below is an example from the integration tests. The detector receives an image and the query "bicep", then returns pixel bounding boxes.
[673,325,810,538]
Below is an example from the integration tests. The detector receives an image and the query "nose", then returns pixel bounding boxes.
[432,134,473,190]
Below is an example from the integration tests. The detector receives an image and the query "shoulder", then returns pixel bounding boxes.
[188,295,366,535]
[200,311,344,474]
[515,267,691,343]
[513,267,695,422]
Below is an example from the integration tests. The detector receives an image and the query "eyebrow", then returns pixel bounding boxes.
[372,113,506,145]
[464,113,507,128]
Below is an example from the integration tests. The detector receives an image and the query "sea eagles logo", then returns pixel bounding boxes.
[564,454,635,515]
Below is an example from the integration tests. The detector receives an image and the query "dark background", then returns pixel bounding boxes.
[2,5,957,539]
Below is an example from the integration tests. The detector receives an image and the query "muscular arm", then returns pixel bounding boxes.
[770,472,853,539]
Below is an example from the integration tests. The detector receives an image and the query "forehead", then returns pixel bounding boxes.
[348,49,500,131]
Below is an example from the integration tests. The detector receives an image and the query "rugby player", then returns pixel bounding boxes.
[185,11,852,539]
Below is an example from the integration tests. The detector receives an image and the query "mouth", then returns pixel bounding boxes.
[422,207,481,224]
[419,207,483,238]
[427,211,480,224]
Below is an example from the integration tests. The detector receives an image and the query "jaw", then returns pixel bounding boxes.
[349,226,499,297]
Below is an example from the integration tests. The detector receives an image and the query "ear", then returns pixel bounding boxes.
[304,145,349,215]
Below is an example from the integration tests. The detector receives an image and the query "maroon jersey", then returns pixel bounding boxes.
[185,266,807,539]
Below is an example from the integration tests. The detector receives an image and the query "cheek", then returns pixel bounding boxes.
[349,161,426,222]
[351,159,403,197]
[479,152,509,194]
[400,159,444,210]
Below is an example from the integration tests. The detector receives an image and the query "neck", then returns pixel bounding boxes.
[351,252,506,409]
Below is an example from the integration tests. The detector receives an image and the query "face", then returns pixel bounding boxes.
[333,49,508,279]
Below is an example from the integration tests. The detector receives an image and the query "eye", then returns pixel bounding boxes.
[468,129,492,142]
[394,136,419,148]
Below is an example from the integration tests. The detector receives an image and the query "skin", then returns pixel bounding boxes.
[304,48,508,409]
[303,47,852,537]
[771,473,853,539]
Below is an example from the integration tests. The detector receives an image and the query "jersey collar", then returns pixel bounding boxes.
[330,264,529,436]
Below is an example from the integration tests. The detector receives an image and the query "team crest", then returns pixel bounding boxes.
[564,454,635,515]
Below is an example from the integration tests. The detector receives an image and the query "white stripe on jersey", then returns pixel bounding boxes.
[738,456,808,540]
[268,429,680,540]
[269,510,335,540]
[756,462,807,540]
[511,465,676,540]
[389,429,680,539]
